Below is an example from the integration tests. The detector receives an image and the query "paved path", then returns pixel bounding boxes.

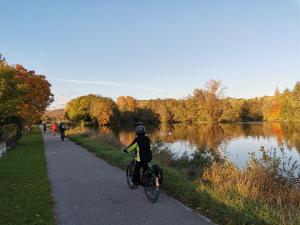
[43,131,214,225]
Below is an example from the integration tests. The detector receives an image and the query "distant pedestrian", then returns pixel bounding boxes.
[42,121,47,133]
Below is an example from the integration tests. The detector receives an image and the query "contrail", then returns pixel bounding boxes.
[50,78,165,92]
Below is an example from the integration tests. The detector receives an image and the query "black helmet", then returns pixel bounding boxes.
[137,122,144,126]
[136,125,146,135]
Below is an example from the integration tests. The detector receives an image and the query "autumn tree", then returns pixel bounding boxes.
[90,97,119,126]
[116,96,137,112]
[262,88,281,121]
[220,98,244,122]
[0,56,53,146]
[135,108,160,124]
[280,89,294,121]
[272,87,281,120]
[158,104,173,123]
[15,65,54,125]
[171,100,189,123]
[116,96,138,123]
[292,82,300,121]
[192,80,224,122]
[205,80,225,122]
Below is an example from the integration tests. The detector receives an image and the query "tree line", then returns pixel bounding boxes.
[0,55,53,146]
[64,79,300,126]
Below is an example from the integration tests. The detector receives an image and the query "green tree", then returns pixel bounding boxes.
[0,60,24,121]
[0,59,24,145]
[65,94,97,122]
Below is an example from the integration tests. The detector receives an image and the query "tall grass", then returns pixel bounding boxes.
[66,125,124,149]
[197,147,300,224]
[200,147,300,206]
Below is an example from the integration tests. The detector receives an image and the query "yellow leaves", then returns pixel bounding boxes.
[90,97,118,126]
[116,96,137,112]
[16,70,53,125]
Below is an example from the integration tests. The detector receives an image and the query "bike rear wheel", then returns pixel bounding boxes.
[61,133,65,141]
[126,162,138,189]
[144,172,159,202]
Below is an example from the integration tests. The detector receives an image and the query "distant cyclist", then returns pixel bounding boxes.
[58,122,66,141]
[50,123,58,135]
[123,123,152,185]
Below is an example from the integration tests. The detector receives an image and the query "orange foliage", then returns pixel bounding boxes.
[15,65,53,125]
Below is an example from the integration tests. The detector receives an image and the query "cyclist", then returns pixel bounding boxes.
[51,123,58,135]
[58,122,66,141]
[123,124,152,185]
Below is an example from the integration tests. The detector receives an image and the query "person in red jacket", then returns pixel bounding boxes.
[50,123,58,136]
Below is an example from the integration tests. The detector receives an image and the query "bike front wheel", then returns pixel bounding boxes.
[61,132,65,141]
[126,162,138,189]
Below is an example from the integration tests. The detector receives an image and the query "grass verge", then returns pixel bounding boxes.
[0,128,55,225]
[68,133,285,225]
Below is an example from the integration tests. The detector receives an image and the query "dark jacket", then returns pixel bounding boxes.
[126,135,152,163]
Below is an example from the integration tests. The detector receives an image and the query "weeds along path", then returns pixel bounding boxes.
[43,131,214,225]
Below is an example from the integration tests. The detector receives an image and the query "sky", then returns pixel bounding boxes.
[0,0,299,109]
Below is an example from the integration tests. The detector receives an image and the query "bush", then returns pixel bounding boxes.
[0,123,22,148]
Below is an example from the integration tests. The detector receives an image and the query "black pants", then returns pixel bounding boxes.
[133,161,149,184]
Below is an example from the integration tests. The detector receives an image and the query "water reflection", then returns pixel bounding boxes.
[115,122,300,168]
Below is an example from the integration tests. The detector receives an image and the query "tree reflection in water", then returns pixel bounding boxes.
[115,122,300,169]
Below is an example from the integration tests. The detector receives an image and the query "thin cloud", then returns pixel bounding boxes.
[48,96,68,110]
[48,91,79,110]
[51,78,165,92]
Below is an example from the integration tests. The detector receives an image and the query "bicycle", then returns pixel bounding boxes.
[52,129,57,136]
[126,154,162,203]
[60,130,65,141]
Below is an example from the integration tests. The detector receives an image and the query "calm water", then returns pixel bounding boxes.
[114,122,300,169]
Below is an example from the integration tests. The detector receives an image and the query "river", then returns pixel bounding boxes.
[113,122,300,169]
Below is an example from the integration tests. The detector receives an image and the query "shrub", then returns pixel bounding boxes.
[0,123,22,148]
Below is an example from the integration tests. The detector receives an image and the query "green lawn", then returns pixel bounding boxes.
[0,129,55,225]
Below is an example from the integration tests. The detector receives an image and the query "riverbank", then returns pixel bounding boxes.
[0,128,55,225]
[67,127,300,225]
